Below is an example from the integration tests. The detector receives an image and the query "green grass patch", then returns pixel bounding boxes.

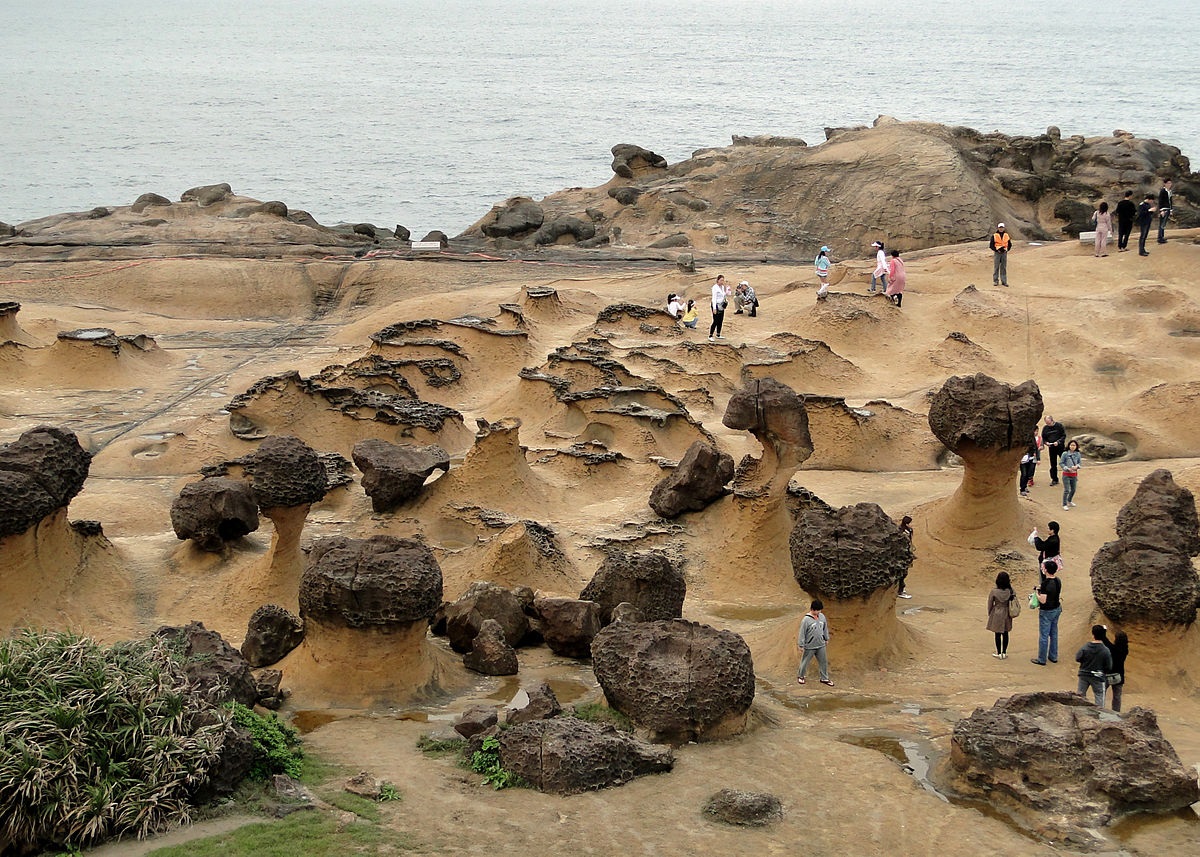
[319,790,382,822]
[415,734,466,757]
[143,809,415,856]
[570,702,633,731]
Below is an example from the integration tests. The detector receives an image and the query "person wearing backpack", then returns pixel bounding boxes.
[987,571,1018,659]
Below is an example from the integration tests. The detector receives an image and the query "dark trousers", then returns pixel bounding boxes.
[1138,222,1151,254]
[1019,459,1036,492]
[1047,443,1064,482]
[1158,211,1169,242]
[994,631,1009,654]
[709,309,725,337]
[1117,219,1133,249]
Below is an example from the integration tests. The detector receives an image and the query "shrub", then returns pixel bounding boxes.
[468,736,526,790]
[0,630,229,854]
[226,703,302,780]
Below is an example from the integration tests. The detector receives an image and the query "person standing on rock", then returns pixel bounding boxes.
[1091,202,1112,257]
[987,571,1017,659]
[870,241,888,294]
[886,249,906,307]
[1157,179,1173,243]
[1104,628,1129,712]
[709,275,731,341]
[1075,624,1113,707]
[989,223,1011,286]
[815,246,832,299]
[897,515,914,598]
[1137,195,1156,256]
[1115,190,1137,252]
[796,600,834,686]
[1041,415,1067,487]
[1031,560,1062,666]
[1060,440,1082,510]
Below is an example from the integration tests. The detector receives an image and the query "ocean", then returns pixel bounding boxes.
[2,0,1198,237]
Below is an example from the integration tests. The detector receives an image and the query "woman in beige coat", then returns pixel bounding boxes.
[987,570,1017,659]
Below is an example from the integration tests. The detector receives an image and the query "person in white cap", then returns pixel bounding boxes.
[815,246,832,299]
[989,223,1011,286]
[733,280,758,316]
[870,240,888,293]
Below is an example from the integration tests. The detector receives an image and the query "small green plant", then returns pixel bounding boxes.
[378,781,401,802]
[227,702,303,779]
[416,734,466,756]
[571,702,633,731]
[320,789,381,822]
[468,736,526,790]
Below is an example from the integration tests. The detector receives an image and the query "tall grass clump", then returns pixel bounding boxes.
[0,630,229,854]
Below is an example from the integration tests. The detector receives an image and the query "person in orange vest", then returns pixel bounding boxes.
[989,222,1011,287]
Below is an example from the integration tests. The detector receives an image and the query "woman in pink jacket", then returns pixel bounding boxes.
[886,249,906,307]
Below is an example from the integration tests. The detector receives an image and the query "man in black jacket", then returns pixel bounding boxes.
[1115,191,1137,251]
[1157,179,1173,243]
[1041,415,1067,486]
[1075,624,1113,708]
[1137,195,1156,256]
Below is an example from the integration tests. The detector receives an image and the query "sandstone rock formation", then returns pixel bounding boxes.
[947,692,1200,833]
[580,550,686,626]
[462,618,519,676]
[648,441,734,518]
[722,377,812,498]
[169,477,260,552]
[240,604,305,668]
[926,374,1043,548]
[244,435,328,511]
[443,581,531,653]
[790,503,914,600]
[504,681,563,727]
[1091,469,1200,626]
[0,425,92,539]
[351,438,450,512]
[590,619,755,744]
[498,716,674,795]
[703,789,784,827]
[532,596,602,658]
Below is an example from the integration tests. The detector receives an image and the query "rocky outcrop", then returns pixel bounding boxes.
[703,789,784,827]
[648,441,734,518]
[241,604,305,668]
[243,435,328,511]
[479,197,545,239]
[1091,469,1200,626]
[300,536,443,628]
[0,425,92,539]
[610,143,668,179]
[153,622,259,707]
[169,477,259,551]
[590,619,755,744]
[462,618,519,676]
[580,550,686,625]
[532,597,602,658]
[791,503,914,600]
[722,377,812,497]
[351,438,450,512]
[498,716,674,795]
[443,581,531,653]
[947,692,1200,833]
[504,681,563,726]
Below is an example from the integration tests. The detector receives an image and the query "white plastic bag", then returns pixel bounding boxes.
[1027,529,1038,545]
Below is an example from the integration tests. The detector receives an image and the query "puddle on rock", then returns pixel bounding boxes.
[484,676,590,705]
[839,733,947,802]
[708,604,793,621]
[291,709,345,734]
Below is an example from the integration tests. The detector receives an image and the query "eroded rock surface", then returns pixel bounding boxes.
[532,597,602,659]
[170,477,260,551]
[443,581,531,653]
[648,441,734,518]
[0,425,92,539]
[244,435,328,510]
[580,550,686,625]
[153,621,258,707]
[241,604,305,667]
[462,618,519,676]
[791,503,914,600]
[299,536,443,628]
[703,789,784,827]
[351,438,449,512]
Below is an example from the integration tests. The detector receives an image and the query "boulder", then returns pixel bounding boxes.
[169,477,260,551]
[193,721,256,803]
[181,182,233,207]
[1073,433,1128,460]
[443,581,530,653]
[648,440,734,518]
[480,197,545,238]
[130,192,171,213]
[351,438,450,512]
[0,425,92,539]
[299,535,443,628]
[498,717,674,795]
[254,669,285,709]
[948,692,1200,830]
[504,681,563,726]
[590,619,755,744]
[702,789,784,826]
[790,503,914,600]
[532,597,601,658]
[153,622,258,706]
[241,604,305,667]
[244,435,328,510]
[462,619,518,676]
[580,550,686,625]
[722,377,813,494]
[532,215,596,246]
[1113,469,1200,556]
[610,143,668,179]
[453,705,498,739]
[343,772,382,800]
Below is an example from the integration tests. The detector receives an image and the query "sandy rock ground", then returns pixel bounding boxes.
[2,231,1200,855]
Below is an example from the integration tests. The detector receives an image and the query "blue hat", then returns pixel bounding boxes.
[820,246,830,252]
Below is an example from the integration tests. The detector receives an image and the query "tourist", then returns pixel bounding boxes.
[1018,434,1039,497]
[1157,179,1173,243]
[734,280,758,316]
[897,515,914,598]
[989,223,1011,286]
[680,299,699,329]
[1030,520,1062,576]
[666,293,683,319]
[1031,560,1062,665]
[1091,201,1112,257]
[796,599,834,686]
[1041,415,1067,487]
[886,249,906,307]
[1115,190,1137,252]
[987,571,1017,659]
[1104,629,1129,712]
[815,246,832,299]
[1060,440,1082,510]
[709,275,731,341]
[1137,195,1156,256]
[1075,624,1113,707]
[870,240,888,294]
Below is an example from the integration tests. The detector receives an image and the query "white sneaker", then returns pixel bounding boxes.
[1063,505,1069,510]
[708,336,715,342]
[898,592,912,599]
[993,653,1003,659]
[1069,502,1076,507]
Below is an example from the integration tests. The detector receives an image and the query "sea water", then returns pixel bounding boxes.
[2,0,1197,236]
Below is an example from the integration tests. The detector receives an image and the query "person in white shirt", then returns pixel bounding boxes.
[666,293,683,319]
[709,275,731,341]
[870,240,888,293]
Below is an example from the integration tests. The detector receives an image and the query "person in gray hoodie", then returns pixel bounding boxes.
[796,599,833,686]
[1075,624,1114,708]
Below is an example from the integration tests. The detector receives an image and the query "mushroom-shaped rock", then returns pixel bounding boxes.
[926,374,1043,546]
[722,378,812,496]
[532,597,602,658]
[1090,469,1200,626]
[703,789,784,827]
[241,604,305,668]
[351,438,449,512]
[790,503,914,600]
[610,143,668,179]
[0,425,92,539]
[590,619,755,744]
[580,550,686,626]
[648,441,734,518]
[948,692,1200,831]
[244,435,328,510]
[504,681,563,726]
[462,618,519,676]
[443,581,530,653]
[480,196,545,238]
[153,622,258,706]
[170,477,260,551]
[498,716,674,795]
[300,535,443,627]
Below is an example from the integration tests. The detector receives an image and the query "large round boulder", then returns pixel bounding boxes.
[0,425,92,539]
[590,618,755,744]
[648,441,734,518]
[579,550,686,625]
[480,197,545,238]
[245,435,328,510]
[1113,468,1200,556]
[790,503,914,600]
[169,477,259,551]
[928,373,1043,453]
[240,604,305,667]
